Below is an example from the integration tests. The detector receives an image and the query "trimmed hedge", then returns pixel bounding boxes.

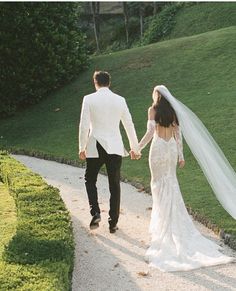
[0,151,74,290]
[0,2,88,117]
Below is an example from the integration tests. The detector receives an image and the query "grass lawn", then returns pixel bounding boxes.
[0,182,17,257]
[0,26,236,237]
[169,2,236,40]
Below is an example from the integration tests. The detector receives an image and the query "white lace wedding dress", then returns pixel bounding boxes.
[139,120,234,272]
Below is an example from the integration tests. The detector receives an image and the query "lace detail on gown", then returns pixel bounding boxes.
[138,120,156,151]
[139,120,234,272]
[174,125,184,162]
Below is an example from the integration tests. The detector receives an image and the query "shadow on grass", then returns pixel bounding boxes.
[3,231,73,265]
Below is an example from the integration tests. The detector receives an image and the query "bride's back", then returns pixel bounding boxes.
[156,124,175,142]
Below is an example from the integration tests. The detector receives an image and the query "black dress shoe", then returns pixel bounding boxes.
[109,225,118,233]
[90,213,101,230]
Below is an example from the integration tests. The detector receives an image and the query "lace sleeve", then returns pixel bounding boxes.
[138,120,156,151]
[174,125,184,162]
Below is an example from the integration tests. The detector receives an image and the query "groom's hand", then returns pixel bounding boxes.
[179,160,185,168]
[130,150,136,160]
[79,151,86,160]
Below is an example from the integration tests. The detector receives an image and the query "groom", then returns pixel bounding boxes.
[79,71,140,233]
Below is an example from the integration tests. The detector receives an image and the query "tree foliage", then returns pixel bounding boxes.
[142,4,182,45]
[0,2,88,117]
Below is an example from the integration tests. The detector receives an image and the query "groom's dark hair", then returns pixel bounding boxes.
[93,71,111,87]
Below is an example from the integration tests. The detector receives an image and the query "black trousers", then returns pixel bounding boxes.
[85,142,122,227]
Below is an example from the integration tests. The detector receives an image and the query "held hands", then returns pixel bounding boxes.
[79,150,141,161]
[80,149,141,161]
[79,151,86,160]
[129,150,141,160]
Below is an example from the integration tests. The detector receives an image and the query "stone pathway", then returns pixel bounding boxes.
[14,155,236,291]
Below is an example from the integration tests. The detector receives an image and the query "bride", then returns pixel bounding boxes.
[138,85,235,272]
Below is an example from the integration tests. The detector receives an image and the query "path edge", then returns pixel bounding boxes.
[9,147,236,251]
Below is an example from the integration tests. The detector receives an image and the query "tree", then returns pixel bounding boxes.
[127,2,145,40]
[139,3,145,39]
[153,2,157,15]
[123,2,129,45]
[0,2,88,117]
[90,2,100,53]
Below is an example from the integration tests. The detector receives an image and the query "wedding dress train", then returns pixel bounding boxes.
[139,120,234,272]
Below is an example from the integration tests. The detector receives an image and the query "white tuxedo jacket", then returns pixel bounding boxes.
[79,87,139,158]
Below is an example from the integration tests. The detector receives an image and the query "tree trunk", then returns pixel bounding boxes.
[139,4,145,39]
[153,2,157,15]
[95,2,100,35]
[90,2,100,53]
[123,2,129,45]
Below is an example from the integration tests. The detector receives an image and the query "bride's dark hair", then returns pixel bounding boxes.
[153,90,179,127]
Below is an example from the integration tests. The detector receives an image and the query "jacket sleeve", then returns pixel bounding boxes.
[138,120,156,151]
[121,99,139,153]
[174,125,184,162]
[79,96,90,152]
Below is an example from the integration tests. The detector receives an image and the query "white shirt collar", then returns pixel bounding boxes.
[97,87,110,92]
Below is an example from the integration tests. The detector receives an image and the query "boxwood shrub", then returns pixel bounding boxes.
[0,151,74,290]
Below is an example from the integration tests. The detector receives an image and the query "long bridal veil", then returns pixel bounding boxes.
[155,85,236,219]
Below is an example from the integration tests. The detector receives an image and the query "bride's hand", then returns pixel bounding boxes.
[179,160,185,169]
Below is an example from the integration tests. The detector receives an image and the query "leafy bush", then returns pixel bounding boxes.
[142,3,183,45]
[0,2,88,117]
[0,151,74,290]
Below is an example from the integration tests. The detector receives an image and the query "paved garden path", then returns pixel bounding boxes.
[14,155,236,291]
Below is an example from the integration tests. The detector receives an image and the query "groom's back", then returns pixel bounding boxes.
[86,88,125,134]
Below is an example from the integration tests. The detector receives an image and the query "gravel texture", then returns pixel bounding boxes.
[13,155,236,291]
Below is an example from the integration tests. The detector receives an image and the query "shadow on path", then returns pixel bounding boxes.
[71,214,142,291]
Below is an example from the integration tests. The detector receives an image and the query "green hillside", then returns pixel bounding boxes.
[1,26,236,236]
[169,2,236,39]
